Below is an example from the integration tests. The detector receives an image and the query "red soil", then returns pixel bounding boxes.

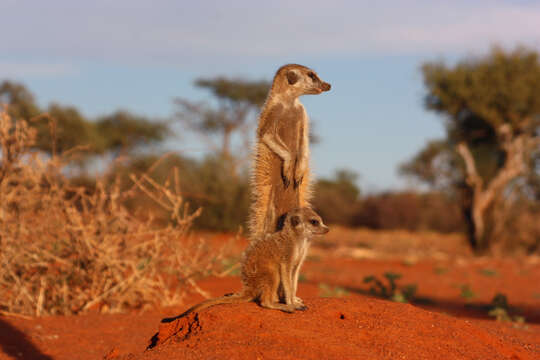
[1,231,540,360]
[139,296,534,360]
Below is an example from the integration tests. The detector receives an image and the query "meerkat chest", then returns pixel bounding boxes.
[293,237,310,265]
[277,104,304,149]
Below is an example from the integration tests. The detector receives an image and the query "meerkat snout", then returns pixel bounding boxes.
[306,70,331,92]
[305,70,331,93]
[315,220,330,234]
[310,218,329,234]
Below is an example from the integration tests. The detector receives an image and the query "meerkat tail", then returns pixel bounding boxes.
[148,293,254,349]
[298,170,312,208]
[261,186,275,236]
[249,183,274,241]
[176,293,253,319]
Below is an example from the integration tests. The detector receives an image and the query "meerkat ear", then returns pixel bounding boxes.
[290,215,301,227]
[286,70,299,85]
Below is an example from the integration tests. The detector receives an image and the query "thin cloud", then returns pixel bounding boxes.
[1,1,539,63]
[0,63,77,78]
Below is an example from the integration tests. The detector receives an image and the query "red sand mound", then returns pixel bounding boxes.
[116,296,534,360]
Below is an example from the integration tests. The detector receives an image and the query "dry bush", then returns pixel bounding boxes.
[492,197,540,254]
[0,110,231,316]
[353,191,465,233]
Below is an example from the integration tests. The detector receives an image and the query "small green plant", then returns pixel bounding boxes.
[363,272,417,303]
[297,274,308,283]
[460,284,476,301]
[434,267,448,275]
[318,283,350,298]
[488,293,526,328]
[478,268,497,277]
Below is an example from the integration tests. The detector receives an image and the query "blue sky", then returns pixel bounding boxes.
[1,0,539,190]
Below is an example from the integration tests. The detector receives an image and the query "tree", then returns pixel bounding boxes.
[0,81,168,160]
[0,81,41,121]
[402,47,540,253]
[174,77,270,164]
[95,111,168,156]
[41,103,103,156]
[399,139,459,190]
[313,169,361,225]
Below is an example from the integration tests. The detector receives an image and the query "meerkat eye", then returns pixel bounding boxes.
[307,72,316,81]
[309,219,320,226]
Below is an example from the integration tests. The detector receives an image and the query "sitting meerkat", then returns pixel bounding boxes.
[171,207,329,317]
[249,64,331,241]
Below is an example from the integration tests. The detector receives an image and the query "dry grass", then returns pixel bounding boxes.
[316,225,470,260]
[0,110,232,316]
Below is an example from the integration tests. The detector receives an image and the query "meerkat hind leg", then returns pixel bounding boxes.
[277,268,306,310]
[279,263,296,306]
[259,268,295,313]
[276,268,307,310]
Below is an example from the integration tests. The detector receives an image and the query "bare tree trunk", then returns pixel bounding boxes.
[221,127,232,161]
[456,124,529,254]
[459,184,477,250]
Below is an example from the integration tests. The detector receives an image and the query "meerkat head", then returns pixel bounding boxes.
[287,207,329,237]
[274,64,331,98]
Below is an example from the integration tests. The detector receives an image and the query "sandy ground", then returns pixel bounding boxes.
[1,229,539,359]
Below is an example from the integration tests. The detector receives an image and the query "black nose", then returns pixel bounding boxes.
[321,82,331,91]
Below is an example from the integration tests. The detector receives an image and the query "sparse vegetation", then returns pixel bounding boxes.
[434,266,448,275]
[318,283,350,298]
[488,293,526,327]
[313,169,361,226]
[402,47,540,253]
[0,110,231,316]
[363,272,417,303]
[479,268,498,277]
[354,191,464,233]
[459,284,476,301]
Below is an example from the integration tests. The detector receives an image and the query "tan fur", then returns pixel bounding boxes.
[249,64,331,241]
[173,208,329,317]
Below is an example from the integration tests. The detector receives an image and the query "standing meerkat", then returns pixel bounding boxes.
[249,64,331,241]
[168,207,328,317]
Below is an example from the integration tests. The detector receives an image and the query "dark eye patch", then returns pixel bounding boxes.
[291,215,301,227]
[307,72,316,81]
[309,219,319,226]
[287,71,299,85]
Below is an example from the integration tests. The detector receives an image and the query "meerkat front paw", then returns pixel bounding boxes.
[293,174,303,188]
[282,159,293,188]
[294,161,307,188]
